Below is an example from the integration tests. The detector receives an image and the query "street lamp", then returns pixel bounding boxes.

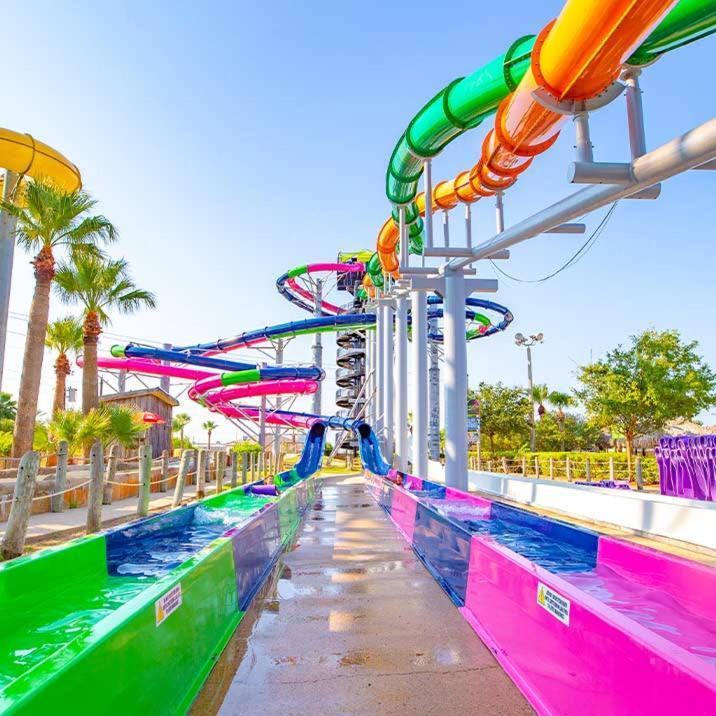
[514,332,544,452]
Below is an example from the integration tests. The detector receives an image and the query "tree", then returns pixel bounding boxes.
[547,391,574,451]
[471,383,530,455]
[54,255,156,414]
[0,392,16,420]
[202,420,218,450]
[576,330,716,478]
[532,384,549,418]
[48,405,146,455]
[534,412,603,452]
[2,180,116,456]
[45,316,83,416]
[172,413,192,449]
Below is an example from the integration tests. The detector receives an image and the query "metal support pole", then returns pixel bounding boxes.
[398,205,408,268]
[117,370,127,393]
[411,290,428,476]
[495,191,504,233]
[0,171,19,391]
[375,302,385,442]
[526,346,536,452]
[443,269,468,490]
[465,203,472,249]
[382,299,395,459]
[442,211,450,247]
[259,361,267,455]
[367,328,376,426]
[428,317,440,461]
[311,279,323,416]
[395,295,408,471]
[159,343,171,393]
[424,159,433,250]
[624,69,647,159]
[573,111,594,162]
[273,339,283,466]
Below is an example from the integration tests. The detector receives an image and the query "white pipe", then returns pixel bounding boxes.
[411,290,428,475]
[424,159,433,249]
[573,111,594,163]
[443,269,468,490]
[383,300,395,458]
[428,316,440,461]
[375,302,385,443]
[311,278,323,415]
[443,211,450,247]
[447,119,716,271]
[465,203,472,249]
[395,295,409,471]
[0,171,19,390]
[624,69,647,159]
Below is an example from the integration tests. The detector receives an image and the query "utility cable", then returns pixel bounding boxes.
[489,202,618,283]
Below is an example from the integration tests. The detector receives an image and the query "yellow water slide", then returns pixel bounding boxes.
[0,128,81,193]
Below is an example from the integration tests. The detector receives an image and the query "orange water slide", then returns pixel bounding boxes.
[373,0,677,280]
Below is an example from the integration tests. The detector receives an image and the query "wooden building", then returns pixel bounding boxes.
[101,388,179,457]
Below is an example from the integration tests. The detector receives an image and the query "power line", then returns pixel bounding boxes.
[489,202,618,284]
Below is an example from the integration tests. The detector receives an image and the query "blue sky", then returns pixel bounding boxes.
[2,1,715,442]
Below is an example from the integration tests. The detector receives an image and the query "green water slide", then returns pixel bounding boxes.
[385,0,716,212]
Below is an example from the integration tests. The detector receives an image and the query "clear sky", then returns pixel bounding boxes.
[2,1,715,443]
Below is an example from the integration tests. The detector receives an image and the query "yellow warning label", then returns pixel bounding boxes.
[537,582,570,626]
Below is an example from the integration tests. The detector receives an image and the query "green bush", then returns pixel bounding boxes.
[0,431,12,456]
[232,441,261,454]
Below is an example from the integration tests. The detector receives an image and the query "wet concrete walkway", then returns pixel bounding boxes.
[192,475,531,715]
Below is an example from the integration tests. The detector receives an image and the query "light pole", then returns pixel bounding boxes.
[514,332,544,452]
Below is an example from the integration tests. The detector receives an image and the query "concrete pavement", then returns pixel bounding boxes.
[192,475,531,715]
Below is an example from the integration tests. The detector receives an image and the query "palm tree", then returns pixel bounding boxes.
[548,391,574,451]
[45,316,83,416]
[172,412,191,448]
[54,255,156,414]
[202,420,218,450]
[532,384,550,418]
[2,180,116,456]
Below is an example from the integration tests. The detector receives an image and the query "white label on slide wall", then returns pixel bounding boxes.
[155,584,182,626]
[537,582,570,626]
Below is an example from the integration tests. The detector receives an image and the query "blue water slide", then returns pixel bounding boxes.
[353,422,392,476]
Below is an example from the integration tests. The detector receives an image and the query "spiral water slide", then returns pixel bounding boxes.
[365,0,716,284]
[97,259,512,479]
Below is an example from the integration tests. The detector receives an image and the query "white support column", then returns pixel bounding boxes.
[375,301,385,443]
[428,316,440,461]
[273,339,284,466]
[442,211,450,247]
[311,278,323,416]
[365,327,374,426]
[624,69,647,159]
[424,160,433,250]
[465,203,473,249]
[382,299,395,459]
[395,294,408,471]
[0,171,19,390]
[411,290,428,476]
[443,269,468,490]
[573,111,594,163]
[495,191,505,233]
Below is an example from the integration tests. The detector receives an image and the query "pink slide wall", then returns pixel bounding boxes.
[461,535,716,715]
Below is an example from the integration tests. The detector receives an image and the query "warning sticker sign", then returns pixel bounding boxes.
[155,584,182,626]
[537,582,570,626]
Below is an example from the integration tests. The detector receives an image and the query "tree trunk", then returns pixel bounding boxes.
[207,431,212,451]
[82,311,101,415]
[12,247,54,457]
[625,432,634,481]
[52,352,70,416]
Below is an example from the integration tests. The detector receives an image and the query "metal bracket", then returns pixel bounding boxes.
[532,81,626,116]
[545,223,586,234]
[409,277,498,294]
[399,267,476,276]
